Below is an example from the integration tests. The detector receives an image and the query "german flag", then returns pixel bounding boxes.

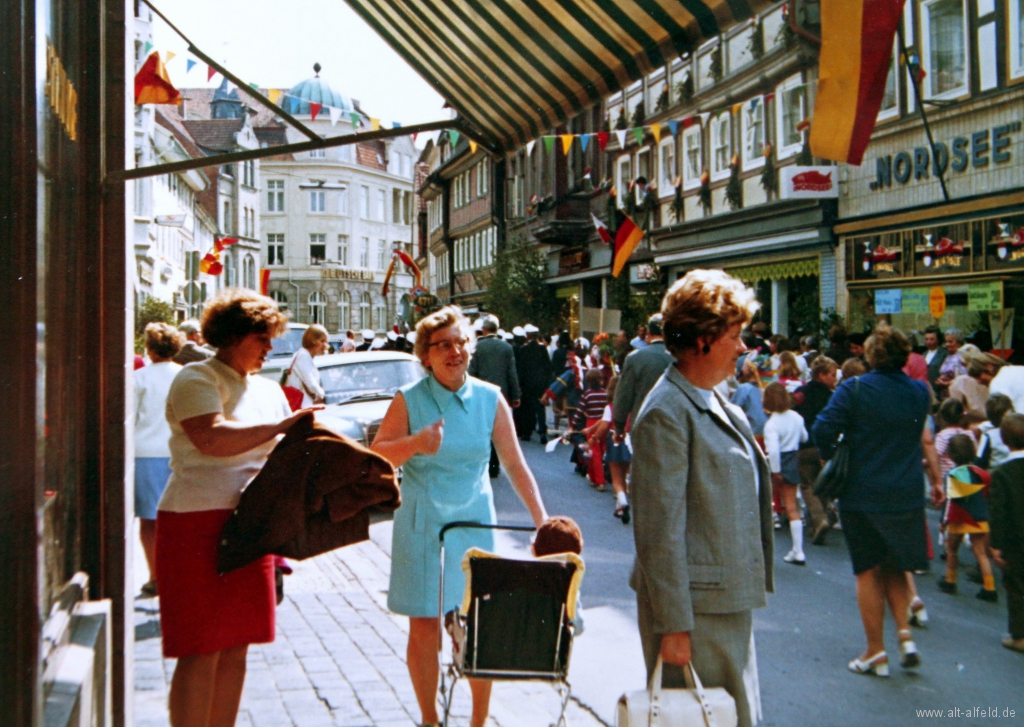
[809,0,905,165]
[134,52,180,105]
[611,209,644,278]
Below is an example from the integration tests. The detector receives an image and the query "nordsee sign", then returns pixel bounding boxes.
[870,122,1020,191]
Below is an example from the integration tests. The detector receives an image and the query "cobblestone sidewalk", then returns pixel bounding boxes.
[133,523,605,727]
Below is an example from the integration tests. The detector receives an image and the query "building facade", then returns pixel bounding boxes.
[255,68,418,332]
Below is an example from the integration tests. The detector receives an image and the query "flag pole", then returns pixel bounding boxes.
[897,21,950,202]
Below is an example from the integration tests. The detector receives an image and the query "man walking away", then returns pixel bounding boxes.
[469,317,522,477]
[173,319,213,364]
[517,325,553,443]
[793,356,839,544]
[613,313,673,440]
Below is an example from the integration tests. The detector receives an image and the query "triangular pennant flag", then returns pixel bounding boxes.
[667,120,678,136]
[596,131,609,152]
[526,139,537,156]
[268,89,281,104]
[749,96,761,111]
[393,121,401,128]
[186,59,197,73]
[412,132,419,142]
[650,123,662,143]
[207,65,217,81]
[699,112,711,125]
[682,116,694,129]
[144,41,153,55]
[580,134,591,152]
[350,112,360,127]
[309,102,322,121]
[370,117,380,131]
[448,129,460,146]
[248,82,259,90]
[165,51,176,63]
[561,134,573,155]
[732,102,743,114]
[764,93,775,103]
[469,140,478,153]
[543,136,555,154]
[614,129,627,148]
[135,52,181,105]
[632,127,645,145]
[329,106,342,126]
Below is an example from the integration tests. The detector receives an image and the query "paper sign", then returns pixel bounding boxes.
[929,286,947,319]
[874,288,902,314]
[968,281,1003,311]
[901,287,930,314]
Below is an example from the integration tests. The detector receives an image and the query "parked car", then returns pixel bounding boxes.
[259,350,424,446]
[268,322,308,359]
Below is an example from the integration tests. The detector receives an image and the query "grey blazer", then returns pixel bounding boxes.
[468,335,521,402]
[629,366,774,634]
[613,340,674,434]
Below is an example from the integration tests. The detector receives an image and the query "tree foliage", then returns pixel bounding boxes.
[134,297,176,353]
[484,236,560,332]
[609,264,666,336]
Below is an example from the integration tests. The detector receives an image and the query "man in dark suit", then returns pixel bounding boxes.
[613,313,674,438]
[990,412,1024,652]
[516,325,553,444]
[923,325,949,387]
[469,317,521,477]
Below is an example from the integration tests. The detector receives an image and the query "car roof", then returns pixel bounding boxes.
[262,351,418,369]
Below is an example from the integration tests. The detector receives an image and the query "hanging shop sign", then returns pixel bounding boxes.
[322,268,375,281]
[870,122,1020,191]
[780,166,839,199]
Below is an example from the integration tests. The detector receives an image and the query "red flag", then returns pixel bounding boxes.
[309,102,322,121]
[260,269,271,296]
[380,256,397,297]
[200,250,223,276]
[592,213,611,244]
[134,52,180,105]
[394,250,423,287]
[810,0,906,164]
[214,236,239,252]
[207,64,218,82]
[596,132,609,152]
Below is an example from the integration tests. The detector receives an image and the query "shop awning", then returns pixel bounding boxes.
[343,0,772,150]
[727,257,820,283]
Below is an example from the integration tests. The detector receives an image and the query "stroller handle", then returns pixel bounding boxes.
[438,520,536,543]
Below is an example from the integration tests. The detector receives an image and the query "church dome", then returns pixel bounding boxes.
[283,63,353,116]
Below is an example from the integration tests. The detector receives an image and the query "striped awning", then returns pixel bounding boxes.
[344,0,772,150]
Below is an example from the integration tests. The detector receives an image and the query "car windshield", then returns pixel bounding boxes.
[320,359,423,404]
[270,328,305,357]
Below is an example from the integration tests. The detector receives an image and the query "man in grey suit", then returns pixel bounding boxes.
[612,313,673,438]
[469,317,521,477]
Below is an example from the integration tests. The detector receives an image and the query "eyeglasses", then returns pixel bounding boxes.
[428,337,470,354]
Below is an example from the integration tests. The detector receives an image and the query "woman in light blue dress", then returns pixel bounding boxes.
[372,306,548,727]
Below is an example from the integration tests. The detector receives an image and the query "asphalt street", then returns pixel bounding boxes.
[489,438,1024,727]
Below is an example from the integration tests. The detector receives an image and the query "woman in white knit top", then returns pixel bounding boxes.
[286,324,328,407]
[763,382,809,565]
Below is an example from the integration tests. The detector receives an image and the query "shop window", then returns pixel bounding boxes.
[1011,0,1024,80]
[741,98,766,171]
[339,291,351,329]
[309,234,326,265]
[921,0,969,99]
[267,234,285,266]
[682,125,703,190]
[658,136,676,192]
[267,180,284,212]
[775,73,806,159]
[338,234,349,266]
[710,112,732,182]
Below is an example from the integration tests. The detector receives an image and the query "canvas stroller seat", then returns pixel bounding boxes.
[437,523,585,727]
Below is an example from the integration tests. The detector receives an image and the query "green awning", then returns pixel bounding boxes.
[727,257,820,283]
[344,0,771,150]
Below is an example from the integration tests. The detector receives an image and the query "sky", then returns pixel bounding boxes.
[150,0,446,140]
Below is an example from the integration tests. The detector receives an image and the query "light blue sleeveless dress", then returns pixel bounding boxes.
[388,374,500,617]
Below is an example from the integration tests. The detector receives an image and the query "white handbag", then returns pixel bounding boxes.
[615,656,738,727]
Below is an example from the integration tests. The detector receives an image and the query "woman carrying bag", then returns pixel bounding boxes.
[284,324,328,408]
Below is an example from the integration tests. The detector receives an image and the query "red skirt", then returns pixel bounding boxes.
[155,509,275,658]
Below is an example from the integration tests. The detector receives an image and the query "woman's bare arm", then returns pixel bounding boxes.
[493,396,548,527]
[371,392,442,467]
[179,407,320,457]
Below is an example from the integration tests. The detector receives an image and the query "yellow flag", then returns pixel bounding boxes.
[469,140,478,153]
[732,102,742,114]
[370,117,381,131]
[650,123,662,143]
[268,89,282,105]
[165,51,176,63]
[561,134,573,155]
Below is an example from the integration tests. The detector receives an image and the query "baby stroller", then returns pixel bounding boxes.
[437,521,585,727]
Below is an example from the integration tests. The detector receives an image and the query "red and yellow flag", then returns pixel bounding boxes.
[260,269,271,296]
[611,210,644,278]
[134,52,180,105]
[809,0,906,165]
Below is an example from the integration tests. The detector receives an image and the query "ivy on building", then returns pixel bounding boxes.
[671,179,684,223]
[698,169,712,215]
[796,138,813,165]
[725,154,743,210]
[760,143,778,198]
[675,75,694,106]
[709,44,723,82]
[484,235,561,333]
[632,101,646,128]
[655,85,669,114]
[776,6,797,50]
[615,107,628,130]
[748,21,765,60]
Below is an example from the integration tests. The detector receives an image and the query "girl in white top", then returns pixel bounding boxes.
[762,382,809,565]
[286,324,328,407]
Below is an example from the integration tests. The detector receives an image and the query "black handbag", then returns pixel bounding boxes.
[814,378,859,501]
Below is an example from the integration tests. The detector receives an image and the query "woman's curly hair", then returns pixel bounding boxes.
[144,322,184,359]
[864,323,911,372]
[201,288,289,349]
[661,269,760,354]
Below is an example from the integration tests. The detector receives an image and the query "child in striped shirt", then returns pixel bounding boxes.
[577,369,608,490]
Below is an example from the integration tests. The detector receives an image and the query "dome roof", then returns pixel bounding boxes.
[283,64,353,116]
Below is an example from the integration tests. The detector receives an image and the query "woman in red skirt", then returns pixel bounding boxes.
[156,289,319,727]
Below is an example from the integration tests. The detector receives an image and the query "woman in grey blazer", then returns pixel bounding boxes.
[630,269,774,727]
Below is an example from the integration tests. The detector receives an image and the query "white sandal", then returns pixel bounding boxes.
[908,597,929,628]
[848,651,889,677]
[898,629,921,669]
